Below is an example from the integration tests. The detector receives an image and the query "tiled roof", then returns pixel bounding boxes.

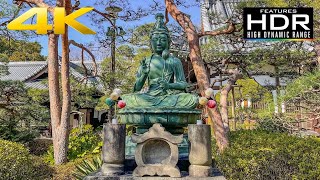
[25,81,48,89]
[0,61,47,81]
[0,61,103,90]
[69,61,101,80]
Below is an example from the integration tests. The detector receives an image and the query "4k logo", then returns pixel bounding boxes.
[7,7,96,34]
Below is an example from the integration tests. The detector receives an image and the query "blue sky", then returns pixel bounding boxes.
[27,1,201,57]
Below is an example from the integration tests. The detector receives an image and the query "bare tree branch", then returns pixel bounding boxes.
[15,0,54,13]
[210,77,229,87]
[69,40,97,77]
[198,22,235,37]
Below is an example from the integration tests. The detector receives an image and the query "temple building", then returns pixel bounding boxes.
[0,61,107,133]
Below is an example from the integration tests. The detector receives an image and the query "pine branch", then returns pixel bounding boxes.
[69,40,97,77]
[198,22,235,37]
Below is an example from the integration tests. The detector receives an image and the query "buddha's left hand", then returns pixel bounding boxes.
[158,80,169,90]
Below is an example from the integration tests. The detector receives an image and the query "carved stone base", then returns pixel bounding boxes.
[101,163,124,176]
[189,165,212,177]
[132,123,183,178]
[133,165,181,177]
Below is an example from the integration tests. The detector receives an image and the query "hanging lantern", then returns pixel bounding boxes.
[117,100,126,109]
[199,97,208,105]
[105,98,115,106]
[207,100,217,108]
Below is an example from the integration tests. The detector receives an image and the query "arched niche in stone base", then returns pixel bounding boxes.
[131,123,183,177]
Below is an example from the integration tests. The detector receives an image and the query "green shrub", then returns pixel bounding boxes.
[0,139,53,179]
[45,125,102,164]
[28,156,54,179]
[0,125,37,143]
[256,116,292,133]
[68,125,102,159]
[53,158,83,180]
[214,130,320,180]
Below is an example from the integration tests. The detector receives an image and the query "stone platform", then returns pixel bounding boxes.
[85,169,226,180]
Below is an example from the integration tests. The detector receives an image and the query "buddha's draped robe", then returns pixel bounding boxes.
[122,55,198,108]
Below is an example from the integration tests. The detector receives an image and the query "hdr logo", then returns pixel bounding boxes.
[243,8,313,40]
[7,7,96,35]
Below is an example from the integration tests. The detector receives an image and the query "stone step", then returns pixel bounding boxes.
[123,157,224,177]
[85,170,226,180]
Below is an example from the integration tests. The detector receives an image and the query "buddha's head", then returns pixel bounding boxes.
[150,13,171,59]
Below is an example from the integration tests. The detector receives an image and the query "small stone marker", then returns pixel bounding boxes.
[101,123,126,175]
[131,123,183,177]
[188,124,212,177]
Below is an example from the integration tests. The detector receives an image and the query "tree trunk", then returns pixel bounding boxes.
[315,43,320,69]
[48,33,68,164]
[220,85,231,132]
[14,0,72,166]
[231,87,236,130]
[165,0,229,152]
[59,0,72,164]
[48,0,72,165]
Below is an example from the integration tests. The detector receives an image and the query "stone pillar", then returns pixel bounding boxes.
[101,123,126,175]
[188,124,212,177]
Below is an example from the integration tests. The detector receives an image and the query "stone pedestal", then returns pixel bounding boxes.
[101,123,126,175]
[132,123,183,177]
[188,124,212,177]
[119,108,201,157]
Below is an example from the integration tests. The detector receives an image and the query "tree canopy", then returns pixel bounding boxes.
[0,37,45,61]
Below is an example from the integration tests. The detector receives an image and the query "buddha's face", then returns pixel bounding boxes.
[151,33,169,55]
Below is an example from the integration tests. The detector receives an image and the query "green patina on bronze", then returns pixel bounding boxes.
[121,13,198,109]
[117,14,201,156]
[119,13,200,130]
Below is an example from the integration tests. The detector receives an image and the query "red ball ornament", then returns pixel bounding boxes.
[117,100,126,109]
[207,100,217,108]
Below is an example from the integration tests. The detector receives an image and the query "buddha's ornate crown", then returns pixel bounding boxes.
[150,13,170,36]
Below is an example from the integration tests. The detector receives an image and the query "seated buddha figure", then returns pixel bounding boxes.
[121,13,198,109]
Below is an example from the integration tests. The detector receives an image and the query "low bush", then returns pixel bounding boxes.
[256,116,292,133]
[0,139,53,179]
[214,130,320,180]
[53,158,83,180]
[0,125,37,143]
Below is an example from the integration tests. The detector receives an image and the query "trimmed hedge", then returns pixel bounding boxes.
[0,139,53,179]
[214,130,320,180]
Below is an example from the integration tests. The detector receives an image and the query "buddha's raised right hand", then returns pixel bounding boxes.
[140,58,149,75]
